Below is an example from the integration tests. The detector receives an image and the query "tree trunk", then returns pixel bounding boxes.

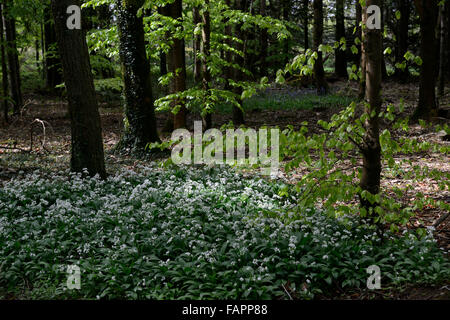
[3,0,22,114]
[201,0,213,130]
[50,0,106,178]
[0,3,9,123]
[232,0,246,125]
[412,0,439,120]
[380,2,388,81]
[313,0,328,95]
[360,0,382,210]
[438,2,447,96]
[335,0,347,77]
[44,5,62,90]
[303,0,309,50]
[282,0,290,65]
[355,1,362,68]
[193,7,202,84]
[167,0,187,129]
[260,0,268,76]
[394,0,410,82]
[116,0,160,149]
[358,1,366,100]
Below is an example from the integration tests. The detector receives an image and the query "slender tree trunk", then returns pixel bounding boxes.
[193,7,202,84]
[358,2,366,100]
[303,0,309,50]
[44,5,62,89]
[313,0,328,95]
[51,0,106,178]
[224,0,234,88]
[3,0,22,114]
[260,0,268,76]
[412,0,439,120]
[394,0,410,81]
[360,0,382,210]
[282,0,290,65]
[232,0,246,125]
[0,3,8,123]
[116,0,160,149]
[201,0,213,129]
[438,2,447,96]
[167,0,187,129]
[355,0,362,69]
[335,0,347,77]
[380,2,388,80]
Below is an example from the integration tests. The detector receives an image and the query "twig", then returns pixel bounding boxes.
[281,284,293,300]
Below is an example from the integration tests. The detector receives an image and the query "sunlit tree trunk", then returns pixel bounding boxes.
[360,0,382,210]
[0,2,9,123]
[313,0,328,95]
[335,0,347,77]
[412,0,439,120]
[51,0,106,178]
[193,6,202,84]
[116,0,160,149]
[3,0,22,114]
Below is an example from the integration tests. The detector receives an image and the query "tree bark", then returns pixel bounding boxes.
[303,0,309,50]
[260,0,268,76]
[51,0,106,178]
[437,2,447,96]
[355,0,362,68]
[232,0,246,125]
[313,0,328,95]
[116,0,160,149]
[412,0,439,120]
[282,0,290,65]
[167,0,187,129]
[193,6,202,84]
[3,0,22,114]
[360,0,382,210]
[358,1,366,100]
[0,2,9,123]
[201,0,213,129]
[394,0,410,82]
[44,5,62,90]
[335,0,347,77]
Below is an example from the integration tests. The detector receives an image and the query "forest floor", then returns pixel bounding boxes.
[0,79,449,299]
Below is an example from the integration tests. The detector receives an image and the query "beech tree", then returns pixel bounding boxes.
[116,0,160,149]
[167,0,187,130]
[313,0,328,94]
[0,2,8,122]
[412,0,439,120]
[43,2,62,90]
[359,0,382,209]
[50,0,106,178]
[335,0,347,78]
[394,0,410,82]
[3,0,22,114]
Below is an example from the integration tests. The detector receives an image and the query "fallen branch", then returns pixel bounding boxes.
[433,212,450,229]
